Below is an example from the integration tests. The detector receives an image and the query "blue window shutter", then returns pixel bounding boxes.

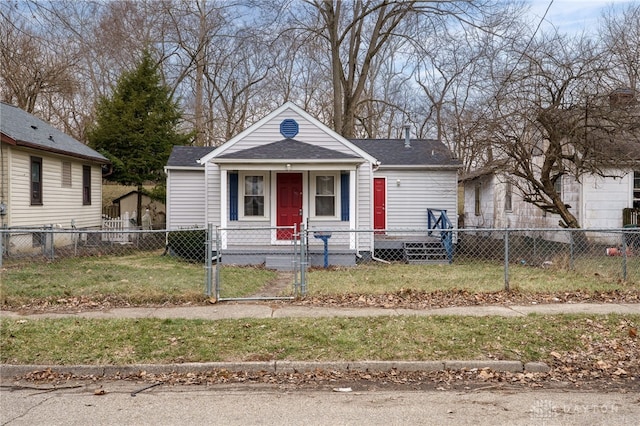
[340,172,349,221]
[229,173,238,221]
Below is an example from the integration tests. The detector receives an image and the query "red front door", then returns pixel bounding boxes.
[277,173,303,240]
[373,177,386,232]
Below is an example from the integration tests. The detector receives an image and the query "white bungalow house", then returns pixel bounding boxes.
[165,102,461,266]
[0,102,109,254]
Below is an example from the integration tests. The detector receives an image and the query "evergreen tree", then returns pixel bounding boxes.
[88,51,191,225]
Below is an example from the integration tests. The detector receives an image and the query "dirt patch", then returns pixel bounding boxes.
[249,272,295,298]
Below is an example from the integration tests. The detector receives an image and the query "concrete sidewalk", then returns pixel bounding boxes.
[1,302,639,321]
[2,303,638,380]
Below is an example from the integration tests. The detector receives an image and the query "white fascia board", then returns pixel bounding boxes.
[165,166,206,171]
[376,164,462,171]
[218,163,359,171]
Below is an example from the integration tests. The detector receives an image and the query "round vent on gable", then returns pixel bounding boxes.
[280,119,299,138]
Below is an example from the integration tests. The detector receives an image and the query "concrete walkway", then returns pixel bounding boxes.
[2,303,639,380]
[1,302,639,321]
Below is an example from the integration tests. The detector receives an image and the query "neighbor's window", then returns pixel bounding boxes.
[315,175,336,216]
[30,156,43,205]
[61,161,72,188]
[553,175,562,200]
[504,181,513,212]
[82,165,91,205]
[244,175,264,216]
[634,171,640,209]
[474,183,481,216]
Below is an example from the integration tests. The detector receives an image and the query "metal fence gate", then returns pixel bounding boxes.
[205,224,308,301]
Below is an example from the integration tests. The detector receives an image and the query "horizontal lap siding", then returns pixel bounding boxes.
[382,170,458,230]
[357,163,372,251]
[222,110,361,156]
[582,172,631,228]
[167,170,206,229]
[9,149,102,229]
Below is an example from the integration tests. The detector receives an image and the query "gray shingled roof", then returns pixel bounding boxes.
[217,138,361,160]
[167,146,215,167]
[349,138,461,167]
[0,102,108,163]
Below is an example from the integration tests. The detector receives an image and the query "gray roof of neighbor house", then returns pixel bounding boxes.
[349,138,461,168]
[0,102,109,163]
[217,138,361,160]
[167,146,215,167]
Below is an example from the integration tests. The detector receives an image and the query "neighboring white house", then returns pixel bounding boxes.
[461,164,639,245]
[165,102,461,265]
[0,102,109,253]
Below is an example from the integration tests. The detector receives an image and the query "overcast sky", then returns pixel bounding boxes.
[527,0,635,34]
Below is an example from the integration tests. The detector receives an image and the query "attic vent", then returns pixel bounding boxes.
[280,119,299,138]
[31,125,37,130]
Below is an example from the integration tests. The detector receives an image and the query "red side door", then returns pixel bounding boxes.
[373,177,386,232]
[277,173,303,240]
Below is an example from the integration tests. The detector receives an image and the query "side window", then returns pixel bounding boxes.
[504,181,513,212]
[553,175,562,201]
[82,165,92,205]
[30,156,43,205]
[474,183,481,216]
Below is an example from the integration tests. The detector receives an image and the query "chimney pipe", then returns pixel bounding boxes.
[403,124,411,148]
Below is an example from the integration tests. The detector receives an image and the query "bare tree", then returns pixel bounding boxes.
[600,3,640,93]
[480,32,638,229]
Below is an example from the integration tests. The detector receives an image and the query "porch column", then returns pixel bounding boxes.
[220,169,228,249]
[350,169,356,250]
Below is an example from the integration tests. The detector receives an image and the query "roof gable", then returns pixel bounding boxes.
[198,102,377,164]
[0,102,108,163]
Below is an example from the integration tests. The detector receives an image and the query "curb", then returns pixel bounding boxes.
[0,361,550,381]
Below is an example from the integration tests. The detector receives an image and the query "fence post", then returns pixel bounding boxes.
[215,226,221,300]
[504,228,510,291]
[300,222,307,296]
[293,223,299,296]
[622,232,628,281]
[205,223,213,297]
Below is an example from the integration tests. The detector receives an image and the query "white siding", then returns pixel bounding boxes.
[8,148,102,229]
[581,172,631,229]
[356,162,373,251]
[205,163,221,226]
[166,169,206,229]
[221,110,362,157]
[0,143,9,227]
[463,175,495,228]
[380,169,458,230]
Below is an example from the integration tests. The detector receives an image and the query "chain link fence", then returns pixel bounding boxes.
[2,225,639,299]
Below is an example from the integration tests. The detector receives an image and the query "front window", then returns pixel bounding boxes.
[315,175,335,216]
[30,156,43,205]
[244,175,264,216]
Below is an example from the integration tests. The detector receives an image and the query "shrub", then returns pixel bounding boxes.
[167,229,206,262]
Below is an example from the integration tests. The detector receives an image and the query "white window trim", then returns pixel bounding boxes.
[239,172,270,220]
[310,171,340,220]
